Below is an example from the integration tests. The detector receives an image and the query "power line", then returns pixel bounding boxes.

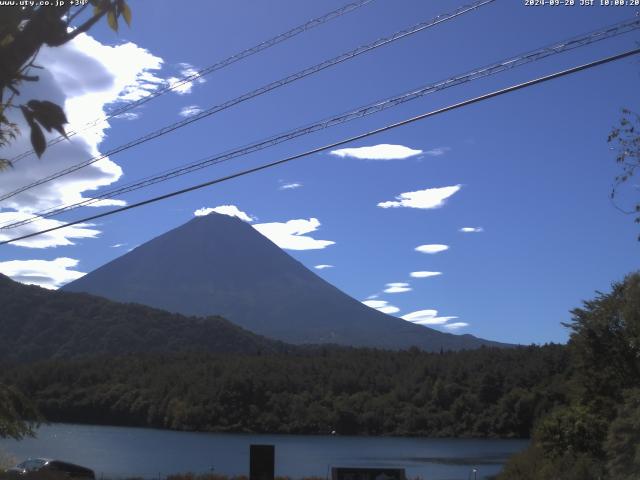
[0,0,495,202]
[8,0,376,165]
[2,47,638,247]
[2,17,638,230]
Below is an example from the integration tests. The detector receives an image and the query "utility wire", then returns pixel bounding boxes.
[0,0,495,202]
[2,17,638,230]
[8,0,376,165]
[2,47,638,247]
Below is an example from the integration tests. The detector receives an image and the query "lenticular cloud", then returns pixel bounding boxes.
[378,185,461,209]
[330,144,422,160]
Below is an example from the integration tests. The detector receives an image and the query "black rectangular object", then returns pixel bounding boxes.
[250,444,275,480]
[331,467,406,480]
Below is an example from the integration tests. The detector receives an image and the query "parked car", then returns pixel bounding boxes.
[5,459,95,480]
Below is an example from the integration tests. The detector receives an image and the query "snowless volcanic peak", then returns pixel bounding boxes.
[63,213,507,351]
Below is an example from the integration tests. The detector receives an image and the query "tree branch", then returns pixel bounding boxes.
[63,9,108,43]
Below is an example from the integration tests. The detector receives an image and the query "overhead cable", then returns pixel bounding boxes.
[2,16,638,230]
[2,47,638,246]
[0,0,496,201]
[8,0,376,165]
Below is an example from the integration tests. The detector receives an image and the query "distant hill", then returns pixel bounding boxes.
[0,274,289,363]
[62,212,508,351]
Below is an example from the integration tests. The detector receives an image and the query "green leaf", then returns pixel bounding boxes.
[107,9,118,31]
[30,122,46,158]
[0,33,14,47]
[20,105,34,126]
[0,159,13,171]
[27,100,68,138]
[121,0,132,26]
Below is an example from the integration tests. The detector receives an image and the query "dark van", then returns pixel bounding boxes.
[5,459,95,480]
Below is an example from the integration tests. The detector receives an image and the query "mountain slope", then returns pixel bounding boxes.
[63,213,507,351]
[0,273,288,363]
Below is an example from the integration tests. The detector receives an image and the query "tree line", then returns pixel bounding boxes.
[1,343,568,438]
[498,272,640,479]
[1,272,638,479]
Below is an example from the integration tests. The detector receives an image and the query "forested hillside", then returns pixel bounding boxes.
[498,272,640,479]
[0,274,290,362]
[1,344,568,437]
[2,271,637,478]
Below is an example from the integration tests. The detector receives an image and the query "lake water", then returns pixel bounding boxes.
[0,424,528,480]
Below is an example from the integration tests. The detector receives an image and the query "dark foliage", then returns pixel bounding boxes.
[0,0,131,162]
[1,344,568,438]
[608,109,640,240]
[0,383,40,439]
[0,274,291,363]
[498,272,640,479]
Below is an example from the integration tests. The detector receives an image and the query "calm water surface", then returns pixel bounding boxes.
[0,424,528,480]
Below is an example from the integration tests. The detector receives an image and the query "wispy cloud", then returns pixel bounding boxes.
[410,271,442,278]
[0,32,165,248]
[423,147,451,157]
[253,218,335,251]
[330,144,422,160]
[0,213,100,249]
[179,105,203,117]
[279,182,303,190]
[114,112,139,121]
[383,282,412,293]
[401,309,458,325]
[415,244,449,254]
[314,264,334,270]
[459,227,484,233]
[111,243,126,248]
[443,322,469,330]
[362,299,400,314]
[378,185,461,209]
[194,205,255,222]
[0,257,85,289]
[166,63,206,95]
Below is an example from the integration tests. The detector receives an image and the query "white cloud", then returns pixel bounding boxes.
[410,271,442,278]
[330,144,422,160]
[194,205,255,222]
[314,264,334,270]
[384,282,412,293]
[378,185,461,209]
[0,213,100,248]
[253,218,335,251]
[279,182,303,190]
[111,243,125,248]
[0,257,85,289]
[401,309,458,325]
[114,112,139,121]
[423,147,451,156]
[415,244,449,254]
[166,63,206,95]
[88,198,127,208]
[0,32,165,248]
[179,105,203,117]
[443,322,469,330]
[460,227,484,233]
[362,299,400,314]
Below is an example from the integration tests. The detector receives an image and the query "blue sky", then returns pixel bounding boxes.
[0,0,638,344]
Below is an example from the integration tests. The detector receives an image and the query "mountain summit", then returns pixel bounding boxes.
[63,213,506,351]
